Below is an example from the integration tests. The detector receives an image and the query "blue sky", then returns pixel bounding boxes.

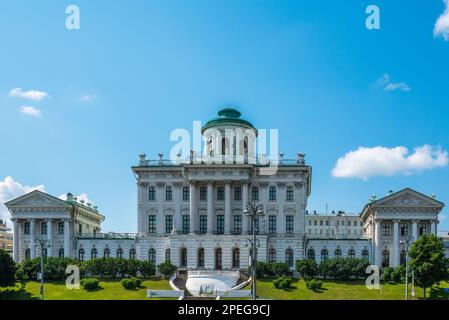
[1,0,449,232]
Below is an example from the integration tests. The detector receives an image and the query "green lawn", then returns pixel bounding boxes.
[2,278,449,300]
[0,278,172,300]
[253,278,449,300]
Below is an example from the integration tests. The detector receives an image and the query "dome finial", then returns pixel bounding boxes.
[218,107,241,119]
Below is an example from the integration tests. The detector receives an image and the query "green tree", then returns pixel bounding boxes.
[295,259,317,279]
[157,261,176,278]
[0,250,17,287]
[409,234,449,298]
[138,260,155,277]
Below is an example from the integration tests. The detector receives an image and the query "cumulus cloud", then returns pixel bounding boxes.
[376,73,411,92]
[332,145,449,180]
[10,88,49,101]
[0,177,45,227]
[19,105,42,117]
[434,0,449,41]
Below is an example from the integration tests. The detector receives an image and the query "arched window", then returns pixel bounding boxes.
[362,249,369,260]
[117,248,123,259]
[165,248,170,262]
[321,249,328,261]
[307,249,315,260]
[181,248,188,268]
[198,248,205,268]
[58,248,64,258]
[215,248,222,270]
[334,248,342,259]
[104,248,110,258]
[78,248,85,261]
[400,250,407,265]
[348,249,355,258]
[285,248,294,268]
[221,138,227,156]
[232,248,240,268]
[149,248,156,264]
[382,250,390,267]
[268,248,276,263]
[91,248,97,259]
[25,248,31,260]
[129,248,136,260]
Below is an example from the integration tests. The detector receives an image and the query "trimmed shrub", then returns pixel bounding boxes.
[273,276,293,289]
[133,277,142,287]
[306,279,323,291]
[121,278,135,289]
[81,278,100,291]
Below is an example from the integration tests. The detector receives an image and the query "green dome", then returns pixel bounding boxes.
[202,107,257,133]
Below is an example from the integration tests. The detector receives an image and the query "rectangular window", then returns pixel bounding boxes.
[401,224,408,236]
[165,186,173,201]
[233,215,242,234]
[268,215,276,234]
[269,186,276,201]
[148,215,156,233]
[58,222,64,235]
[286,186,294,201]
[199,215,207,234]
[348,221,351,226]
[24,222,30,235]
[419,223,427,236]
[217,187,225,201]
[182,215,190,234]
[149,186,156,201]
[217,215,224,234]
[251,187,259,201]
[182,187,189,201]
[286,216,294,234]
[382,223,390,236]
[165,215,173,234]
[234,187,241,201]
[199,187,207,201]
[78,224,82,235]
[41,222,47,235]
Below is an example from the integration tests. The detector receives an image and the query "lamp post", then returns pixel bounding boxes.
[244,201,264,301]
[34,239,51,300]
[400,236,410,300]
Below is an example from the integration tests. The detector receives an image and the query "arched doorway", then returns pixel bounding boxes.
[215,248,222,270]
[180,248,187,268]
[198,248,205,268]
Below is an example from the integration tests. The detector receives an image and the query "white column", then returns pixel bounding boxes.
[242,182,249,234]
[189,182,197,234]
[47,219,53,257]
[431,220,437,235]
[64,219,70,258]
[374,219,381,267]
[207,182,214,235]
[30,219,36,259]
[12,219,19,262]
[156,183,165,234]
[412,220,418,242]
[393,220,399,267]
[224,182,231,235]
[173,183,182,234]
[137,182,148,234]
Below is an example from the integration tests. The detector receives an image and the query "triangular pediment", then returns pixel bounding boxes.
[373,188,444,208]
[5,190,69,208]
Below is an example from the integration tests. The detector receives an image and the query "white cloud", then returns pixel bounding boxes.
[80,94,96,102]
[332,145,449,180]
[19,105,42,117]
[0,177,45,227]
[10,88,49,101]
[434,0,449,41]
[376,73,411,92]
[59,193,94,205]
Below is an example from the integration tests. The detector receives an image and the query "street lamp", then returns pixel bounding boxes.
[34,239,51,300]
[244,201,264,301]
[400,236,411,301]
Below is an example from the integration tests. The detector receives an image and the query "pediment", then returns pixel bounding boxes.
[374,188,444,208]
[5,190,69,208]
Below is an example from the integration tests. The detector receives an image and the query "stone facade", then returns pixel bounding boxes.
[5,108,446,270]
[0,219,13,253]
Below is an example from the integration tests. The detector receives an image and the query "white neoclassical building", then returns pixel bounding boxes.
[5,108,445,270]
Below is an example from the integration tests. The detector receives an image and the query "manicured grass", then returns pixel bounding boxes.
[0,278,172,300]
[253,278,449,300]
